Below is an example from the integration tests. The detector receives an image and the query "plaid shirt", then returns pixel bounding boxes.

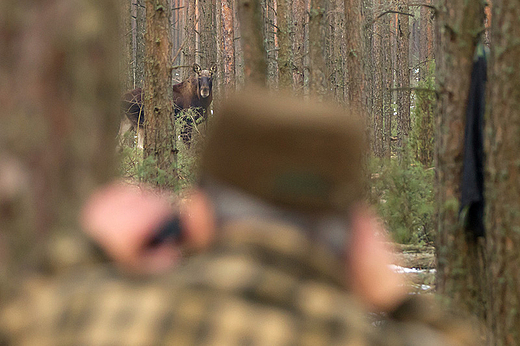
[1,220,477,345]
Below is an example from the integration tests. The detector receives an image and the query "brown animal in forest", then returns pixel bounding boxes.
[119,63,216,148]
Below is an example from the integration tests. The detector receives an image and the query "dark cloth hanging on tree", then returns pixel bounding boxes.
[460,43,487,239]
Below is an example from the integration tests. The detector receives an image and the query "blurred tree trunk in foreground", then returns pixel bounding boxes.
[486,0,520,343]
[435,0,486,325]
[0,0,120,299]
[143,0,176,188]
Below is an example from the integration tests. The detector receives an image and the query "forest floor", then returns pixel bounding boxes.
[391,243,436,294]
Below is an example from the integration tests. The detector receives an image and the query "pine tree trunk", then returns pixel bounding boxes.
[383,11,393,159]
[237,0,267,86]
[330,0,346,102]
[344,0,364,113]
[135,0,147,87]
[435,0,486,323]
[277,0,293,90]
[309,0,327,97]
[182,0,196,79]
[372,9,383,157]
[200,0,216,67]
[396,4,410,155]
[486,0,520,342]
[0,0,119,298]
[143,0,176,187]
[219,0,236,91]
[121,0,134,90]
[292,0,306,94]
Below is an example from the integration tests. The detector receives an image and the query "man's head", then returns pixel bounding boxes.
[201,87,365,214]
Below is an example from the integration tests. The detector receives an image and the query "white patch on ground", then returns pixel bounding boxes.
[389,264,436,274]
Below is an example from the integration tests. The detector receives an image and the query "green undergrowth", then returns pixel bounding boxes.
[118,109,206,191]
[369,155,435,245]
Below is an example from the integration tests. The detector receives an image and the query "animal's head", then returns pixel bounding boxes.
[193,63,216,99]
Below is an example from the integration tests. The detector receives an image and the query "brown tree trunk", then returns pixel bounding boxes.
[219,0,236,92]
[277,0,293,90]
[383,11,393,159]
[435,0,486,324]
[237,0,267,86]
[396,4,410,155]
[121,0,134,90]
[182,0,196,79]
[0,0,119,298]
[308,0,327,98]
[344,0,365,114]
[135,0,147,87]
[486,0,520,343]
[143,0,176,187]
[292,0,306,94]
[331,0,346,102]
[200,0,216,67]
[372,5,383,157]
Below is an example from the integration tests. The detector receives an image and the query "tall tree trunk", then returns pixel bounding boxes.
[331,0,346,102]
[265,0,278,87]
[182,0,196,79]
[308,0,327,98]
[0,0,119,298]
[344,0,365,113]
[135,0,147,87]
[486,0,520,343]
[237,0,267,86]
[372,8,383,157]
[277,0,293,89]
[435,0,486,323]
[143,0,176,187]
[121,0,134,90]
[219,0,236,92]
[383,11,393,159]
[292,0,306,94]
[396,5,410,155]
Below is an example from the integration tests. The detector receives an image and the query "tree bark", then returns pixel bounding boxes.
[291,0,306,94]
[382,10,393,159]
[277,0,293,90]
[396,3,410,155]
[308,0,327,98]
[486,0,520,343]
[435,0,486,324]
[182,0,196,79]
[121,0,134,90]
[135,0,147,87]
[143,0,176,187]
[219,0,236,92]
[237,0,267,86]
[0,0,119,297]
[344,0,365,114]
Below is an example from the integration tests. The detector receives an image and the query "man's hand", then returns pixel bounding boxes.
[347,205,408,312]
[81,182,182,274]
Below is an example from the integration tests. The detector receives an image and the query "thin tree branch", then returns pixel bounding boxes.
[366,10,414,27]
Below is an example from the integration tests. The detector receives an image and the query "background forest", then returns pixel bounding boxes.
[120,0,437,245]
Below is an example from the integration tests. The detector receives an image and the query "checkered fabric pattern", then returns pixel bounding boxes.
[1,221,477,345]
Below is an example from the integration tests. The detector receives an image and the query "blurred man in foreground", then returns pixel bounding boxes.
[1,88,476,345]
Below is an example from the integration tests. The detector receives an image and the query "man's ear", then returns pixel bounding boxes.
[181,189,215,253]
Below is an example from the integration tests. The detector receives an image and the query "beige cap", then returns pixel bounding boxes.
[201,88,365,213]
